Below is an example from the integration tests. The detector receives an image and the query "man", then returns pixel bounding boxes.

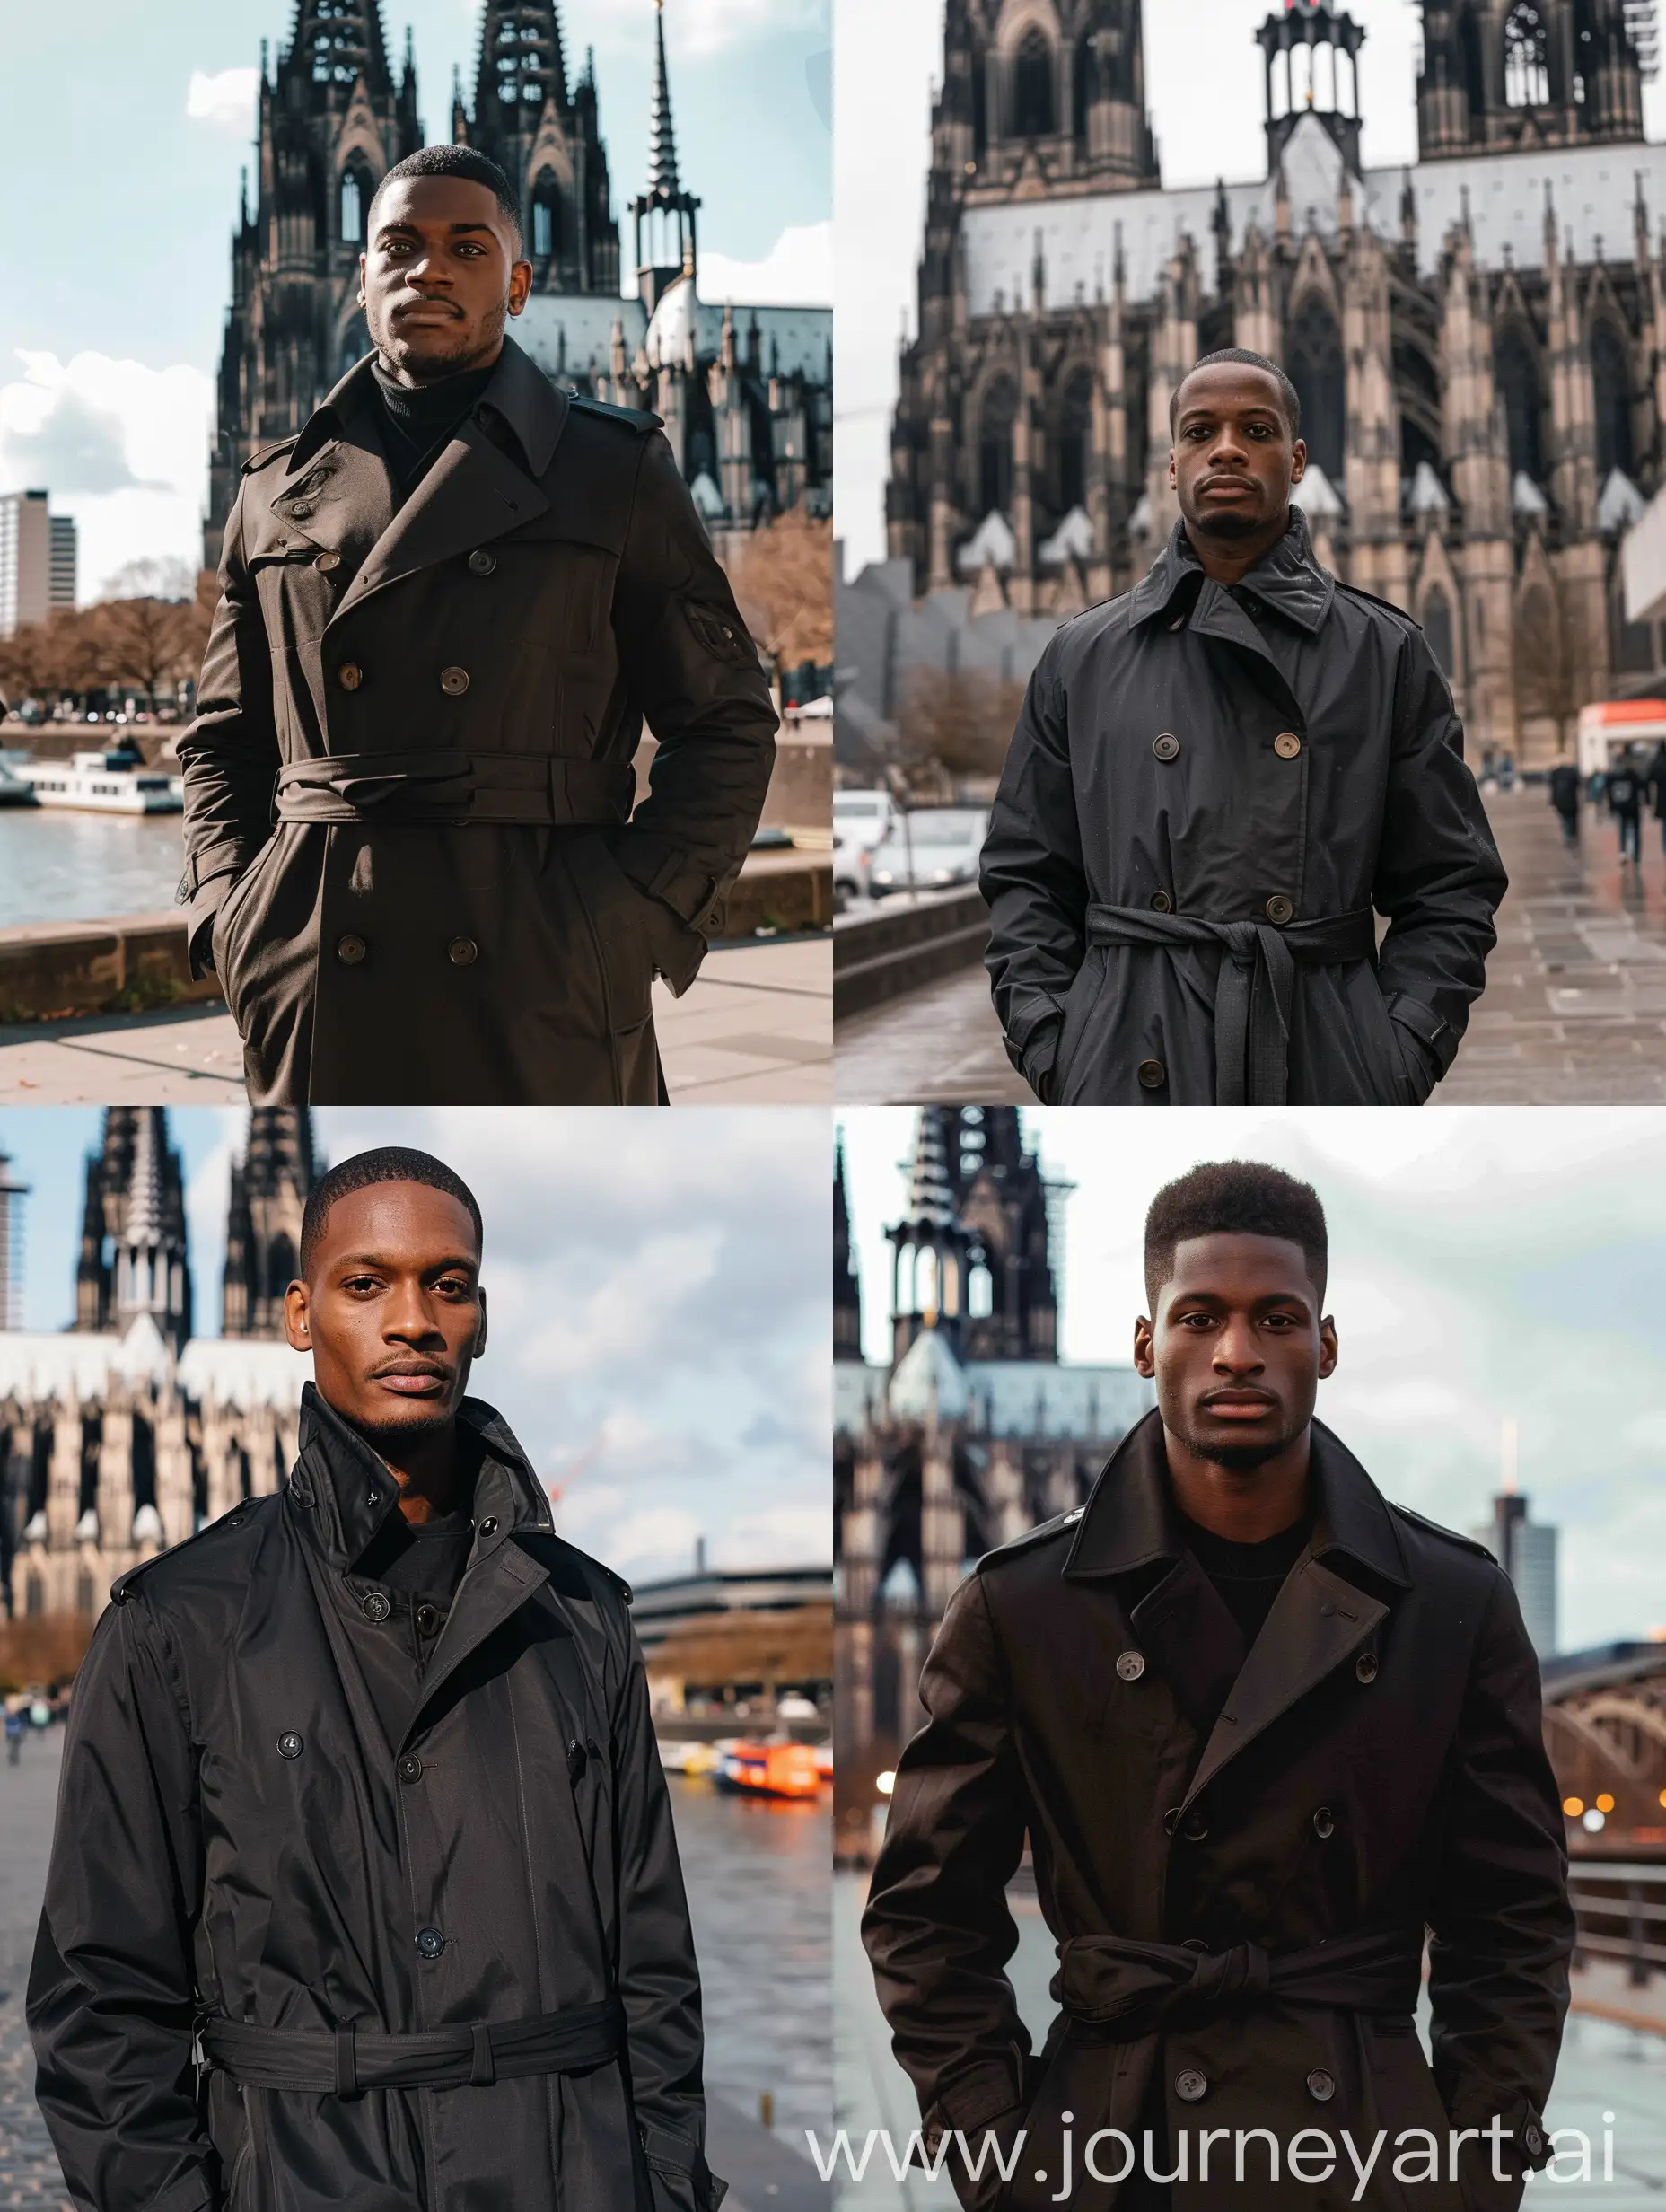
[179,145,776,1105]
[979,351,1506,1106]
[864,1161,1572,2212]
[1608,746,1644,866]
[1548,758,1580,847]
[30,1147,722,2212]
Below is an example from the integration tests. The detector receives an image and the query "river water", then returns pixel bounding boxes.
[0,809,186,928]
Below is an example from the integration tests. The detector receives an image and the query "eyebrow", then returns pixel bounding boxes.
[375,221,498,240]
[333,1252,479,1273]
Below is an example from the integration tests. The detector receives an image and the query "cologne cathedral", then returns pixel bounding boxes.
[206,0,831,569]
[884,0,1666,761]
[0,1110,317,1622]
[833,1110,1151,1825]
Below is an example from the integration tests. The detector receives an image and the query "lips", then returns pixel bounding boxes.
[393,302,460,322]
[373,1365,449,1395]
[1198,478,1253,498]
[1199,1391,1277,1418]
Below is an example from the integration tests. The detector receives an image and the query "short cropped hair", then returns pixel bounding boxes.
[368,145,522,240]
[1170,348,1302,440]
[300,1147,484,1277]
[1144,1160,1327,1309]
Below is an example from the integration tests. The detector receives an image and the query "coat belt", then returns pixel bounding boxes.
[274,751,635,828]
[1083,902,1377,1106]
[1054,1925,1423,2041]
[200,1995,626,2094]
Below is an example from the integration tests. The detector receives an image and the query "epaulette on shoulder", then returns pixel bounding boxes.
[1389,1501,1495,1559]
[241,436,299,477]
[1337,579,1423,631]
[977,1505,1083,1573]
[110,1494,277,1605]
[537,1531,633,1606]
[566,394,662,435]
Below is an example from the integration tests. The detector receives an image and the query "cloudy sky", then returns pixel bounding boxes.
[838,1106,1666,1656]
[0,0,829,600]
[834,0,1666,578]
[0,1105,830,1585]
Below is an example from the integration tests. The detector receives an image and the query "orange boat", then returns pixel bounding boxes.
[715,1741,822,1800]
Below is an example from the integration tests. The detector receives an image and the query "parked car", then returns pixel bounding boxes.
[833,787,895,856]
[834,824,872,908]
[867,807,989,895]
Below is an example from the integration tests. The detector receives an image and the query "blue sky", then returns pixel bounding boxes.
[0,1105,831,1584]
[839,1106,1666,1656]
[0,0,829,597]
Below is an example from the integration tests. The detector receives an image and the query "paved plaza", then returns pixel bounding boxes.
[834,1871,1666,2211]
[0,936,831,1107]
[833,785,1666,1107]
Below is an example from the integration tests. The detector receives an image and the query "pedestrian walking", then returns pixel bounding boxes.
[31,1146,721,2212]
[179,144,777,1107]
[1608,750,1644,865]
[1548,759,1580,846]
[980,350,1505,1107]
[4,1702,23,1766]
[1647,741,1666,854]
[864,1161,1574,2212]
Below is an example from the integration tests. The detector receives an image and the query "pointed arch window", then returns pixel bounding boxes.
[1423,586,1455,676]
[1073,31,1096,145]
[1495,329,1544,482]
[1591,320,1635,479]
[1057,369,1093,513]
[1504,3,1550,106]
[1012,29,1056,139]
[531,172,562,259]
[978,376,1018,517]
[1286,298,1346,482]
[339,160,374,245]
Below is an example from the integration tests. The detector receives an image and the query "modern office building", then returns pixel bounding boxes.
[1475,1486,1560,1656]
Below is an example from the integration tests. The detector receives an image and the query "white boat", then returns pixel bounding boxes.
[0,757,38,807]
[14,749,182,814]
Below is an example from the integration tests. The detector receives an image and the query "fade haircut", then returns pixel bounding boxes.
[1144,1160,1327,1310]
[300,1148,484,1278]
[1170,348,1302,441]
[367,145,522,241]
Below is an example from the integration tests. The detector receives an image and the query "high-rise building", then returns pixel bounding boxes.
[48,513,77,610]
[0,489,51,637]
[0,1151,26,1333]
[1475,1488,1560,1656]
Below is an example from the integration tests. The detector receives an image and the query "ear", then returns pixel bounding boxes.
[1167,446,1177,487]
[472,1285,488,1361]
[1132,1313,1155,1379]
[1317,1313,1338,1380]
[283,1279,311,1355]
[507,259,532,317]
[1289,435,1307,487]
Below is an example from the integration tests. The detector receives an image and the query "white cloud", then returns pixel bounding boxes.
[587,0,822,61]
[699,222,830,310]
[0,351,213,598]
[186,67,259,133]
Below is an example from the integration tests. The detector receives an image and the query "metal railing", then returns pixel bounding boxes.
[1568,1860,1666,1988]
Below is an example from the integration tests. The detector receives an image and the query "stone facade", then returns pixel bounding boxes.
[884,0,1666,762]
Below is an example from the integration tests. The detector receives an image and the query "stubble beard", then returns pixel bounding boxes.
[1170,1410,1302,1476]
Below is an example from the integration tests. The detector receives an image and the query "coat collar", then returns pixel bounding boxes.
[1063,1407,1412,1592]
[1127,505,1336,638]
[286,1379,554,1573]
[285,332,566,483]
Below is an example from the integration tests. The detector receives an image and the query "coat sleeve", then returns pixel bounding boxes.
[27,1593,213,2212]
[174,485,282,979]
[1425,1570,1574,2212]
[609,432,779,988]
[1372,625,1507,1085]
[978,649,1090,1100]
[860,1572,1032,2212]
[609,1615,725,2212]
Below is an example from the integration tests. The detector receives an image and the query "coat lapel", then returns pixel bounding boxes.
[272,416,399,573]
[402,1534,552,1749]
[1179,1552,1387,1811]
[1129,1554,1246,1734]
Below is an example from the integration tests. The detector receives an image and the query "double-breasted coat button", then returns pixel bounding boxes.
[1153,733,1180,761]
[478,1517,498,1537]
[1313,1805,1336,1839]
[1265,893,1294,926]
[1274,731,1302,759]
[415,1603,442,1637]
[567,1739,587,1780]
[1163,1807,1181,1836]
[398,1753,424,1784]
[1137,1058,1166,1090]
[1181,1808,1209,1841]
[1307,2069,1337,2102]
[336,935,367,965]
[468,549,497,576]
[338,662,363,690]
[439,665,470,696]
[1174,2070,1208,2103]
[288,502,315,521]
[277,1732,303,1760]
[1150,891,1173,913]
[1116,1650,1146,1681]
[362,1592,390,1625]
[315,550,341,572]
[448,937,478,967]
[415,1927,445,1960]
[1355,1651,1379,1683]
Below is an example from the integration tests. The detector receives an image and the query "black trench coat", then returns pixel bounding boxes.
[979,513,1506,1106]
[178,338,777,1105]
[29,1385,721,2212]
[862,1411,1573,2212]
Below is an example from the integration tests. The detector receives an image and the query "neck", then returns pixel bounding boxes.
[1162,1422,1311,1543]
[1181,505,1290,586]
[375,334,504,390]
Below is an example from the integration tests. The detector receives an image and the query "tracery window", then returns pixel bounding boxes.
[1013,29,1056,138]
[978,377,1018,517]
[1504,2,1550,106]
[1495,329,1544,482]
[1592,321,1635,479]
[1285,297,1346,482]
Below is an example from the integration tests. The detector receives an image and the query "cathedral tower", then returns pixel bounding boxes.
[224,1111,320,1340]
[452,2,619,294]
[630,0,700,312]
[1416,0,1650,162]
[834,1138,864,1362]
[73,1111,193,1353]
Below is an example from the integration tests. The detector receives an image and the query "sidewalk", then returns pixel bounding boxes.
[0,936,830,1105]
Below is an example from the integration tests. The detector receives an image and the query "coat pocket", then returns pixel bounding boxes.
[212,840,279,1028]
[559,832,659,1036]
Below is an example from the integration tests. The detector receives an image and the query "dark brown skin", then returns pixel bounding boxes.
[1133,1230,1337,1542]
[284,1181,488,1523]
[1168,360,1309,586]
[358,174,532,387]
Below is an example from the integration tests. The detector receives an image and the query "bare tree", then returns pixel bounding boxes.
[890,666,1026,801]
[724,505,833,677]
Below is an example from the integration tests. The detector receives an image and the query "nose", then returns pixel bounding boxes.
[383,1284,445,1344]
[1213,1315,1265,1374]
[1206,424,1250,467]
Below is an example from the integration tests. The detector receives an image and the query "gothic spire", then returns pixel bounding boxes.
[647,0,680,197]
[905,1111,957,1229]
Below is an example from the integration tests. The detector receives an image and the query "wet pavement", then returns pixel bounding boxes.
[832,784,1666,1107]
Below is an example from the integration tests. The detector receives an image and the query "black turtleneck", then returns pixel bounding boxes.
[1179,1508,1312,1648]
[371,356,497,493]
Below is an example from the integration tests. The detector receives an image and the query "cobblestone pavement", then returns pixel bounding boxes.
[833,784,1666,1108]
[0,1734,69,2211]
